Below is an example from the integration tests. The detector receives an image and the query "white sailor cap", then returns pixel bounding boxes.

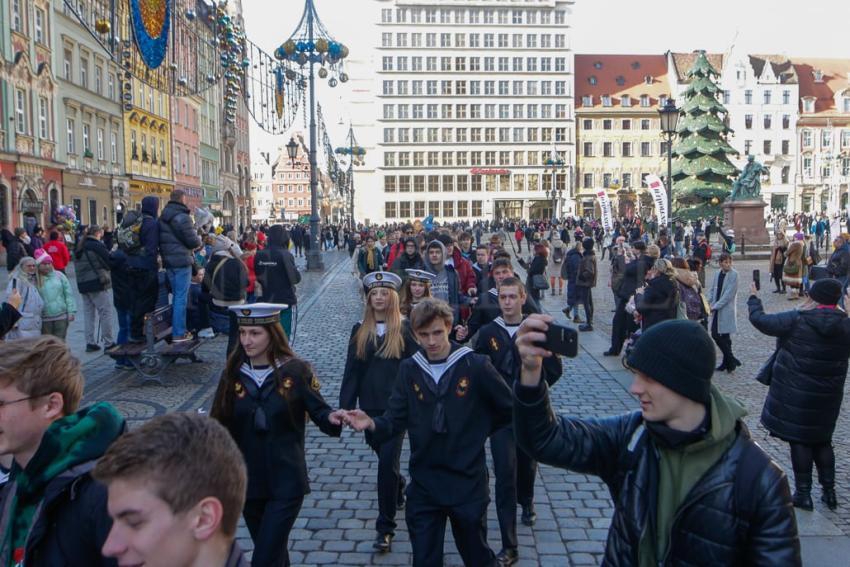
[404,269,436,283]
[363,271,402,291]
[228,303,288,326]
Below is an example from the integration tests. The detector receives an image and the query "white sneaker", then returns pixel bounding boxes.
[198,328,215,339]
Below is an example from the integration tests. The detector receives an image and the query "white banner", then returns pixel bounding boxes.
[645,174,669,226]
[595,190,614,233]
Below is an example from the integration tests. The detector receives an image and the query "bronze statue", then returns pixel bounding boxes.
[730,155,766,201]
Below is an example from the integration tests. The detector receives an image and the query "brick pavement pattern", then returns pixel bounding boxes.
[65,246,850,565]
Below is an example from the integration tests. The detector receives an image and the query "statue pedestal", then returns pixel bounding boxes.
[722,199,770,245]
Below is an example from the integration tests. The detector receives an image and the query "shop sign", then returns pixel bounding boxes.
[470,168,511,176]
[20,198,43,214]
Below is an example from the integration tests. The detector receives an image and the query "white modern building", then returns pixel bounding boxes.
[373,0,576,224]
[667,50,799,214]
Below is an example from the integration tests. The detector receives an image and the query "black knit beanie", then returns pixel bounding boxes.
[625,319,715,405]
[809,278,843,306]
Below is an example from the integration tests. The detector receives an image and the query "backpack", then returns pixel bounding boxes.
[679,283,707,321]
[703,242,712,261]
[116,211,144,253]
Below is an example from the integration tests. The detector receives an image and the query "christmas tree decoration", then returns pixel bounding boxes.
[671,51,740,219]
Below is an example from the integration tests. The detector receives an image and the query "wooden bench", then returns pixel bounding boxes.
[106,304,203,384]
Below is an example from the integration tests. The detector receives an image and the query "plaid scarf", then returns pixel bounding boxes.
[2,402,124,566]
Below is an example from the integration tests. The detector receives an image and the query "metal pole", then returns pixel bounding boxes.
[666,133,673,235]
[305,1,324,271]
[349,127,355,228]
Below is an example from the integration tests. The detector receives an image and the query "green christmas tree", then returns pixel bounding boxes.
[671,51,739,219]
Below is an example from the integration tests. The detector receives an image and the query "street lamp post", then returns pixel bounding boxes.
[658,98,680,235]
[335,123,365,229]
[544,148,566,222]
[278,0,351,271]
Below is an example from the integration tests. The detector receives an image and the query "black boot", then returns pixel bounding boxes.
[793,472,814,511]
[819,467,838,510]
[520,503,536,526]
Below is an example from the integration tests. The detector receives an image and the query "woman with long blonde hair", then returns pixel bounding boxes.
[339,271,418,553]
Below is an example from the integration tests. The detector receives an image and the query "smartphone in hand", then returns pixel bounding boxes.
[11,278,16,290]
[753,269,761,291]
[535,322,578,358]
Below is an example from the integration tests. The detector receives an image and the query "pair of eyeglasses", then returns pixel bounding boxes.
[0,395,41,409]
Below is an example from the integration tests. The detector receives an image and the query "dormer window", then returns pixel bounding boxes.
[602,95,612,107]
[631,61,641,70]
[640,94,650,107]
[813,70,824,83]
[588,75,597,85]
[593,61,603,70]
[659,95,668,107]
[802,98,815,113]
[644,75,653,85]
[621,95,631,107]
[581,95,593,107]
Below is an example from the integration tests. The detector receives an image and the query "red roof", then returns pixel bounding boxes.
[575,54,670,108]
[792,58,850,116]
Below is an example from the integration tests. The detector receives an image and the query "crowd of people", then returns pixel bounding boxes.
[3,205,850,566]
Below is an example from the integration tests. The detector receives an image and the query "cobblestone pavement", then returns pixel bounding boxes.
[60,243,850,565]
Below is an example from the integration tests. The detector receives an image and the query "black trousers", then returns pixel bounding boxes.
[128,268,158,340]
[711,315,735,366]
[243,495,304,567]
[578,287,594,324]
[490,427,518,551]
[772,264,786,291]
[610,296,635,354]
[406,488,494,567]
[365,413,406,536]
[517,445,537,507]
[790,442,835,481]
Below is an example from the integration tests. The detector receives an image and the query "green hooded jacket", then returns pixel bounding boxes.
[639,385,747,566]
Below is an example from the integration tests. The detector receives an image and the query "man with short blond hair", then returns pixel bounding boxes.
[94,412,249,567]
[0,336,125,566]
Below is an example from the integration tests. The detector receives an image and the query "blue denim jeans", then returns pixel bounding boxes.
[167,266,191,337]
[115,308,132,365]
[675,241,684,257]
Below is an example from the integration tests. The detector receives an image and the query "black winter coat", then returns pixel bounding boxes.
[748,296,850,444]
[0,302,22,339]
[560,248,582,282]
[109,249,133,311]
[827,246,850,279]
[125,196,159,271]
[5,237,27,271]
[635,275,679,330]
[204,254,249,305]
[514,382,801,566]
[617,255,654,300]
[158,200,201,268]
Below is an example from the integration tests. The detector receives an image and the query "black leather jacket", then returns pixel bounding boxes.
[514,382,801,566]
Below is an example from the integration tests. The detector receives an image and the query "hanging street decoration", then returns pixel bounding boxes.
[129,0,172,69]
[242,37,304,135]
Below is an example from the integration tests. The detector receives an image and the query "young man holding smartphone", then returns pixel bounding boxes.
[345,298,513,567]
[512,316,800,565]
[474,278,562,564]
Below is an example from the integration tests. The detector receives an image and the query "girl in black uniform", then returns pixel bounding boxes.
[211,303,346,567]
[340,271,419,553]
[400,268,434,317]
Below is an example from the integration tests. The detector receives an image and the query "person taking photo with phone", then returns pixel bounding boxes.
[344,298,513,567]
[512,316,801,565]
[474,277,562,565]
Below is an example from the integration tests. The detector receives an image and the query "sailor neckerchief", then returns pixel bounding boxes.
[494,316,523,338]
[240,360,280,388]
[412,345,473,385]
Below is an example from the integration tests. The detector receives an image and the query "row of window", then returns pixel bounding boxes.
[381,6,567,26]
[582,141,669,158]
[582,118,657,131]
[740,139,792,156]
[11,0,48,44]
[384,148,570,169]
[172,100,199,133]
[13,88,52,140]
[382,56,569,75]
[381,31,566,49]
[62,44,118,101]
[383,125,571,145]
[382,79,568,98]
[385,200,486,220]
[173,143,199,179]
[65,117,120,163]
[742,114,793,130]
[582,94,667,108]
[385,97,569,121]
[383,173,569,194]
[724,89,794,106]
[128,129,167,166]
[801,157,850,179]
[270,185,309,193]
[800,129,850,149]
